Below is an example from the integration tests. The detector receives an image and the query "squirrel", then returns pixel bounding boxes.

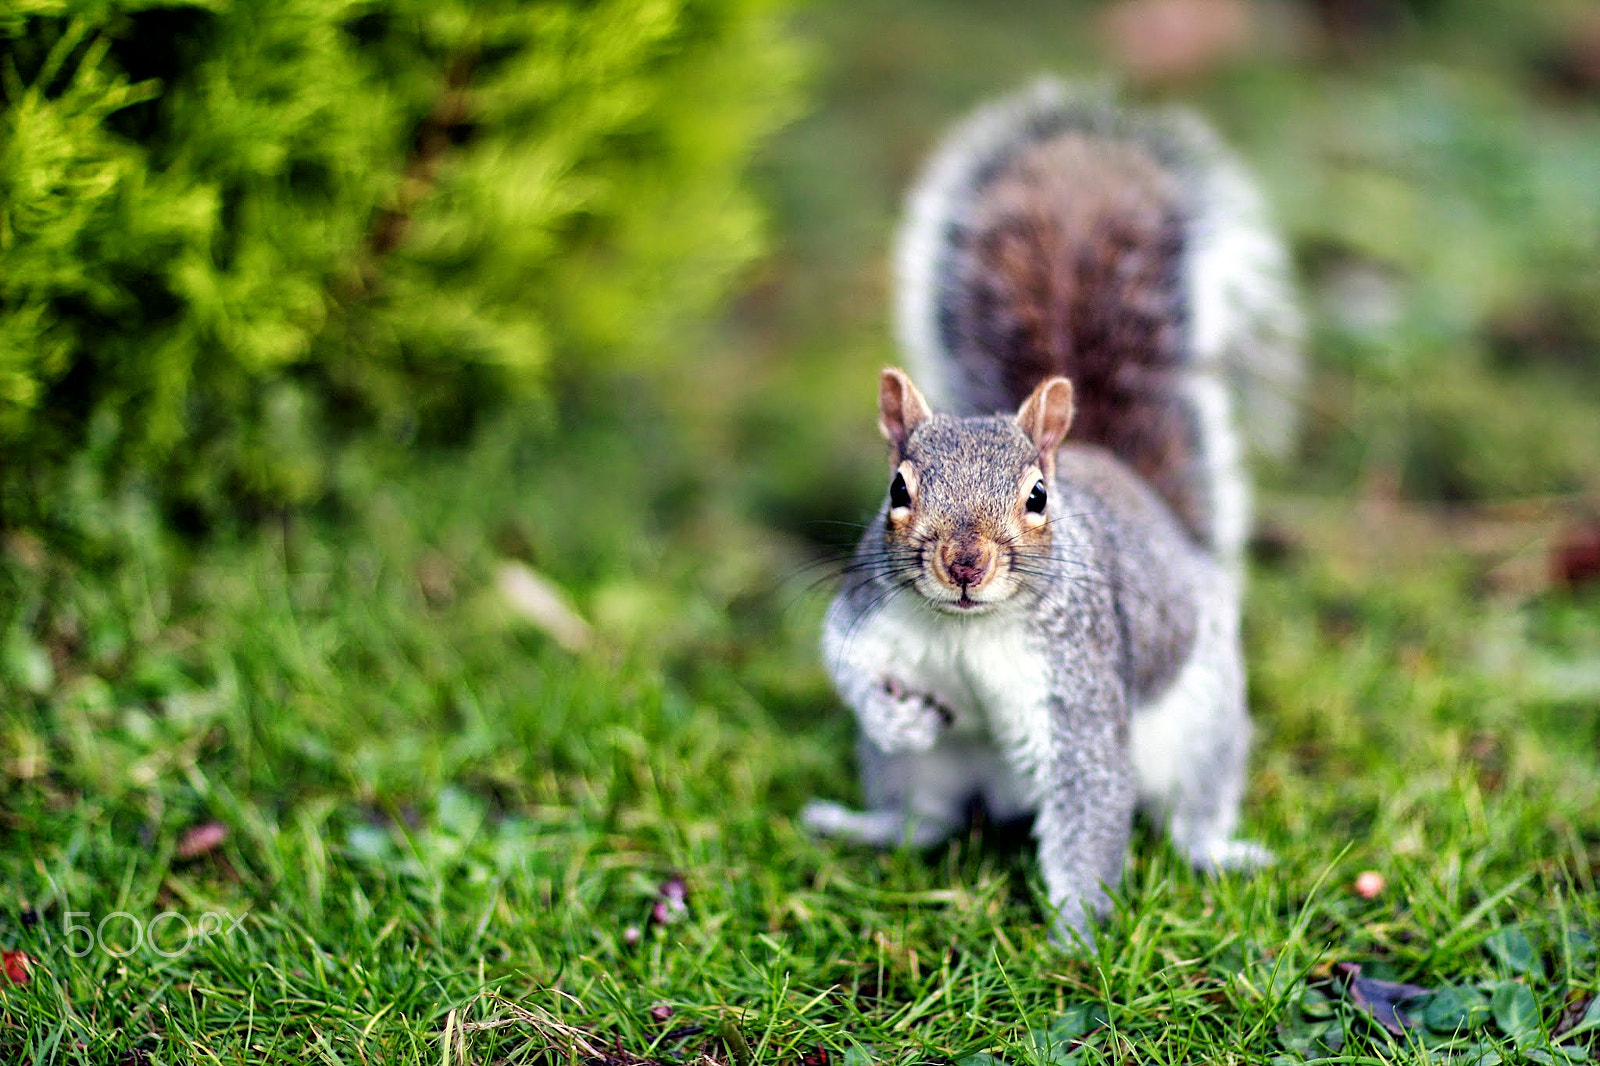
[800,80,1303,945]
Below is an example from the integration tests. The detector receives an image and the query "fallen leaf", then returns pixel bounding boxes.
[649,1001,674,1022]
[496,561,593,652]
[176,821,229,859]
[1335,962,1432,1035]
[1553,992,1599,1041]
[2,949,32,984]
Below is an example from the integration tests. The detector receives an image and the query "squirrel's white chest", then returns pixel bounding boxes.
[860,597,1054,743]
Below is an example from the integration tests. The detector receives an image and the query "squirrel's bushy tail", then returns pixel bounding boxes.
[895,79,1302,559]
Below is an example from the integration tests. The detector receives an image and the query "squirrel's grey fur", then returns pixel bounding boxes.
[801,80,1301,946]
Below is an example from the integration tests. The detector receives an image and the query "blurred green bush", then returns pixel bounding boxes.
[0,0,801,532]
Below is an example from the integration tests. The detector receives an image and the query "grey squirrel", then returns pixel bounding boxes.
[801,80,1303,944]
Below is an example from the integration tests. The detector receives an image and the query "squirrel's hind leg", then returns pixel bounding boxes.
[1167,774,1273,872]
[1163,724,1273,872]
[1135,610,1274,874]
[1157,702,1274,873]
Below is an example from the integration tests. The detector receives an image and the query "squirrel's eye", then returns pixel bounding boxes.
[889,472,912,510]
[1026,480,1047,514]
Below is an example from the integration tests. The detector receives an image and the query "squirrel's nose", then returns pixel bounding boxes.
[942,541,993,589]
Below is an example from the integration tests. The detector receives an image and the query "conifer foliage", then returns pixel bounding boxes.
[0,0,801,528]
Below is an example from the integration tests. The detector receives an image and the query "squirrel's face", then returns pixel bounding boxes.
[876,368,1074,616]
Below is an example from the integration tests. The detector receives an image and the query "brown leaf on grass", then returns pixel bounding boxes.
[1335,962,1433,1035]
[1554,991,1598,1040]
[2,949,32,985]
[1100,0,1253,85]
[176,821,228,859]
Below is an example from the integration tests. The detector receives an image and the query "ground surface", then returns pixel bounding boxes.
[4,1,1600,1063]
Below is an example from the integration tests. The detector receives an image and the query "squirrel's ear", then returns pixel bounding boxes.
[1016,376,1075,474]
[878,368,932,453]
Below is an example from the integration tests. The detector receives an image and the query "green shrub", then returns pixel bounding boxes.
[0,0,802,529]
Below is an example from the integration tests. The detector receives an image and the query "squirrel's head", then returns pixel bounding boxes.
[876,367,1075,615]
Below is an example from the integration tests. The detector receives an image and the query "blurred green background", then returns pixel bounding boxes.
[2,0,1599,1062]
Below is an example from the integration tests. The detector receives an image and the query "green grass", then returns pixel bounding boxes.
[2,457,1596,1061]
[4,0,1600,1062]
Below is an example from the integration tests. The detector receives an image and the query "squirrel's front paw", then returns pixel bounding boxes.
[860,677,952,754]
